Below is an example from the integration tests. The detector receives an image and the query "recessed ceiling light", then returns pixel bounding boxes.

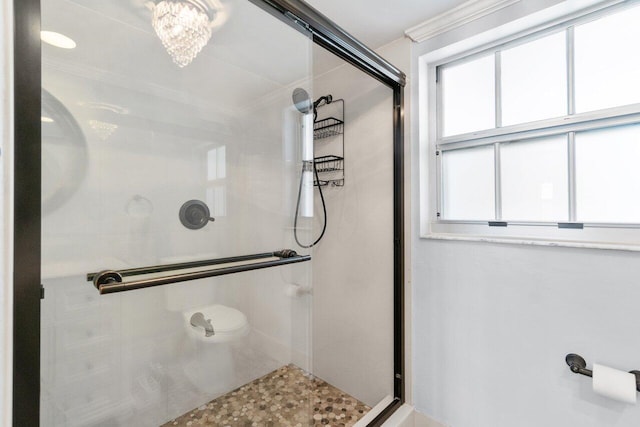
[41,31,76,49]
[41,116,54,123]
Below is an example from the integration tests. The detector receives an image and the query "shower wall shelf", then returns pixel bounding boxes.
[314,155,343,172]
[87,249,310,295]
[314,98,345,187]
[313,117,343,139]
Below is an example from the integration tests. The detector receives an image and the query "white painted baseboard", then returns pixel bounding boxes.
[413,410,448,427]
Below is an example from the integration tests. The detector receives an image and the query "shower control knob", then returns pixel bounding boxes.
[179,200,214,230]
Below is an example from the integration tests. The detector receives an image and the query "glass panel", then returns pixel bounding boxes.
[575,5,640,113]
[501,32,567,126]
[442,145,495,220]
[576,124,640,223]
[40,1,314,425]
[441,54,495,136]
[501,136,568,221]
[0,3,5,414]
[310,73,395,410]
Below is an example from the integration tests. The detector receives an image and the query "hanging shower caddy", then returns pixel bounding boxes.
[313,99,344,186]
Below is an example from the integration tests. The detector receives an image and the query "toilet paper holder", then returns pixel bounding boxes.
[566,353,640,392]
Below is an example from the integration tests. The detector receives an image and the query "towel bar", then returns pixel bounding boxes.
[87,249,310,295]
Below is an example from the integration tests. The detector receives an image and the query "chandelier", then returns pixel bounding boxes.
[152,0,214,67]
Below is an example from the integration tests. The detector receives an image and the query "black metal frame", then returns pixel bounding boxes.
[12,0,405,425]
[12,0,42,424]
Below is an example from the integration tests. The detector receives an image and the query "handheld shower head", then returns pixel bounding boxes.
[292,88,333,122]
[292,88,313,114]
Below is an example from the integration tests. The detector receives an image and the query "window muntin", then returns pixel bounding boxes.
[434,2,640,234]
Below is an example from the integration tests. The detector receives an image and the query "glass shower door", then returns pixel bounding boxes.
[40,1,314,425]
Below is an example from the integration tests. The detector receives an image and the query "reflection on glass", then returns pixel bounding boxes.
[575,5,640,112]
[501,136,568,221]
[442,145,495,220]
[88,119,118,140]
[126,195,154,218]
[441,54,495,136]
[207,146,226,180]
[501,32,567,126]
[576,124,640,223]
[41,89,88,214]
[41,0,314,425]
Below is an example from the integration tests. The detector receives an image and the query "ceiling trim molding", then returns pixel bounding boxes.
[405,0,521,43]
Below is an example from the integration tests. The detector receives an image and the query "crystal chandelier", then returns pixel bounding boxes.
[152,0,214,67]
[89,120,118,141]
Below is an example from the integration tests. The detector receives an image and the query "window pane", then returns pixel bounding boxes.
[501,136,568,221]
[576,124,640,223]
[575,5,640,112]
[442,146,495,220]
[441,55,495,136]
[501,32,567,126]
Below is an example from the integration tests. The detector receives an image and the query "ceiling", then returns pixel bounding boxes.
[40,0,468,143]
[305,0,469,49]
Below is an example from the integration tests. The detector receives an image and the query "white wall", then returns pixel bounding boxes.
[410,1,640,426]
[412,241,640,427]
[311,39,411,407]
[1,0,12,424]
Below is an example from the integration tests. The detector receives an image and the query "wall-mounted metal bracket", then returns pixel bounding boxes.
[566,353,640,392]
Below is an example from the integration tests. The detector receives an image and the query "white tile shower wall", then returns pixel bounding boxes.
[410,1,640,426]
[39,81,311,425]
[310,38,411,407]
[224,93,313,371]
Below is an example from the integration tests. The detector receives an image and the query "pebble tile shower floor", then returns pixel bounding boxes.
[162,364,371,426]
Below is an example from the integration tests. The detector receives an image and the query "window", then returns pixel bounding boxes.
[206,145,227,217]
[430,2,640,247]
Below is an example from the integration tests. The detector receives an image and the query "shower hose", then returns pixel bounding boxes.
[293,160,327,248]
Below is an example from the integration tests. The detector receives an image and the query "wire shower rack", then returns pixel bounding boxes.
[313,99,344,187]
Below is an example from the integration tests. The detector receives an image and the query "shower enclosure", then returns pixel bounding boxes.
[11,0,406,425]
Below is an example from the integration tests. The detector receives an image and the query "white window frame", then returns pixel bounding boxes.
[421,0,640,250]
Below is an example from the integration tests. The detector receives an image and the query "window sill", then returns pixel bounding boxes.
[421,232,640,253]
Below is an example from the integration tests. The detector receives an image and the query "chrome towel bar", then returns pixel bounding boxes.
[87,249,309,295]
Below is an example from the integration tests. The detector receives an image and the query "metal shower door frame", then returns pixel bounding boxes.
[11,0,406,425]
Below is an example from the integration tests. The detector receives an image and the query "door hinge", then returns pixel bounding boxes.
[40,284,45,300]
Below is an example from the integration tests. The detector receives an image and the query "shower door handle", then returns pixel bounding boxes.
[88,249,310,295]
